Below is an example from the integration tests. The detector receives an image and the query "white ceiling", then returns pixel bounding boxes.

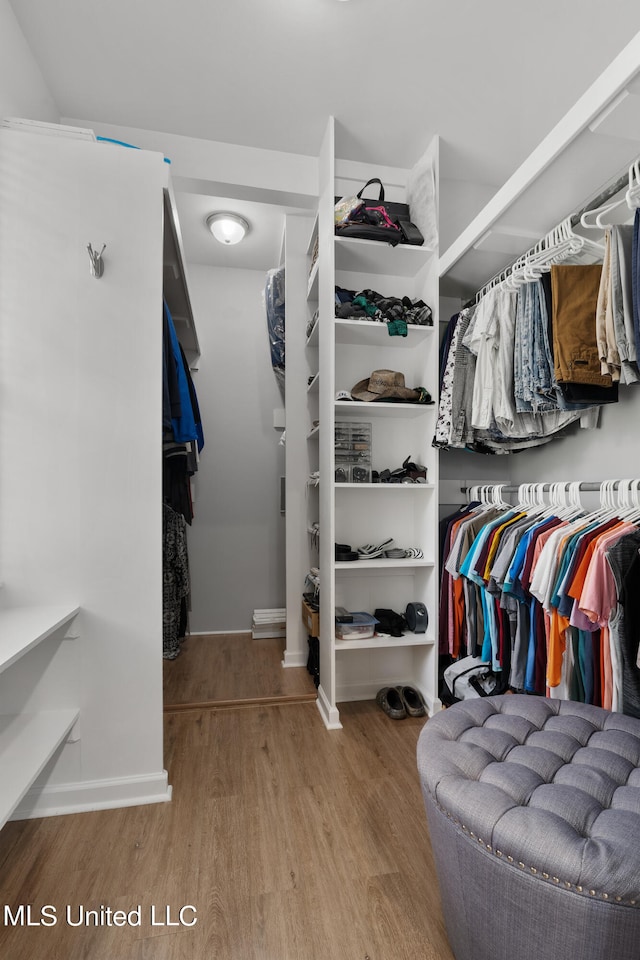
[9,0,640,269]
[174,192,292,271]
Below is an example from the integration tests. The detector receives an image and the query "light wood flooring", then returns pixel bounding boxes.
[163,633,317,708]
[0,637,454,960]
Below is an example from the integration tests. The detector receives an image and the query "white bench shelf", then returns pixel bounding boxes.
[0,604,80,676]
[0,603,80,827]
[0,709,79,827]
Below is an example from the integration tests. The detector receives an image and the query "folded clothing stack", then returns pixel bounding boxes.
[335,286,433,333]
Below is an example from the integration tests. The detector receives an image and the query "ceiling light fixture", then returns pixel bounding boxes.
[206,212,250,245]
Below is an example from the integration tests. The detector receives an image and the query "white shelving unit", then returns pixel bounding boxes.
[305,211,321,620]
[0,604,80,829]
[283,211,319,667]
[308,118,441,729]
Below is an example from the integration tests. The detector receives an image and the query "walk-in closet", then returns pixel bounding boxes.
[3,4,640,959]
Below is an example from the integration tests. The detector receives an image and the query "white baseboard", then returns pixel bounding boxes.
[336,679,382,703]
[282,650,307,668]
[186,629,251,637]
[425,694,443,717]
[11,770,172,821]
[316,685,342,730]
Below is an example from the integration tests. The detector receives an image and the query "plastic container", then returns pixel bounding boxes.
[335,612,378,640]
[334,421,372,468]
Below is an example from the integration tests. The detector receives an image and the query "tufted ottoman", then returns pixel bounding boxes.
[417,695,640,960]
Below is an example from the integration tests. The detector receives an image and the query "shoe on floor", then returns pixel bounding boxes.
[396,685,426,717]
[376,686,407,720]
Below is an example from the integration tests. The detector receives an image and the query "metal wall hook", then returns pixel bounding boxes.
[87,243,106,278]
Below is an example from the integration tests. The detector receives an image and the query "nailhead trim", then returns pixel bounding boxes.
[433,797,639,906]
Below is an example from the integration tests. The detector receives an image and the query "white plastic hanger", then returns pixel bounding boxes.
[594,478,620,523]
[581,198,627,229]
[490,483,509,511]
[613,478,640,523]
[627,479,640,524]
[503,217,603,291]
[560,217,605,257]
[626,159,640,210]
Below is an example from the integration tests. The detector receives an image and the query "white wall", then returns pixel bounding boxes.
[510,388,640,491]
[0,0,58,122]
[186,264,286,633]
[439,178,499,255]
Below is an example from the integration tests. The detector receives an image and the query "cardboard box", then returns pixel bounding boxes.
[302,599,320,637]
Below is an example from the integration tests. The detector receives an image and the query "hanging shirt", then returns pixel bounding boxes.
[164,300,204,451]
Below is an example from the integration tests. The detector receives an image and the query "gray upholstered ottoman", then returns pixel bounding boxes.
[417,695,640,960]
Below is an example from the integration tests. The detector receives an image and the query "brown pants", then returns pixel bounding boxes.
[551,264,611,386]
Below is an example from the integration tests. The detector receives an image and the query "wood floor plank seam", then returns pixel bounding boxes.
[164,693,318,713]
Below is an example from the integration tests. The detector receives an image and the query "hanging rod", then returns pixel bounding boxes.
[460,168,632,311]
[460,481,622,495]
[568,171,629,228]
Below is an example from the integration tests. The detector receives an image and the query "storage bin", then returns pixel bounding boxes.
[335,612,377,640]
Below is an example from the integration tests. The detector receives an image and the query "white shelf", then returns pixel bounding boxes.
[335,631,436,651]
[0,604,80,677]
[335,482,435,491]
[0,709,79,828]
[334,400,436,419]
[335,318,434,347]
[163,186,200,367]
[335,236,433,277]
[307,372,319,393]
[307,424,320,440]
[335,558,434,571]
[307,260,319,300]
[306,317,319,347]
[306,212,319,256]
